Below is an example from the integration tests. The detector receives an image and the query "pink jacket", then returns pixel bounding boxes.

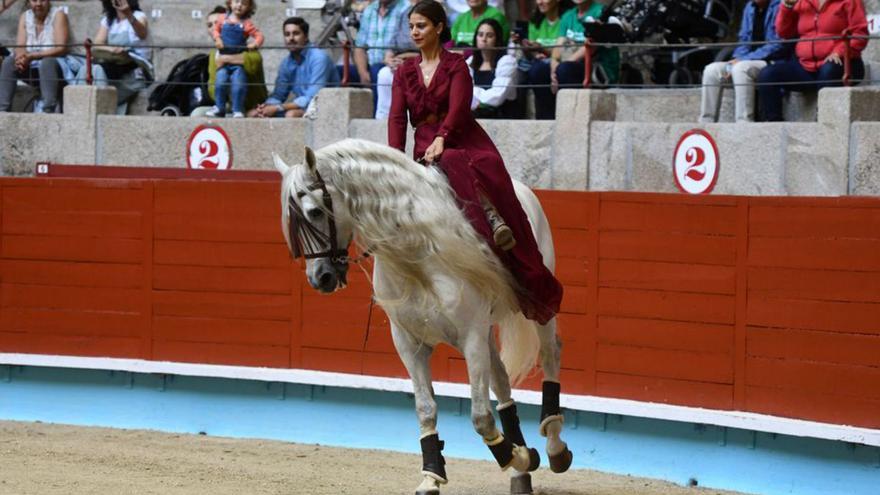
[776,0,868,71]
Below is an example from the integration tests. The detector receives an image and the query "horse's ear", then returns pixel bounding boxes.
[304,146,317,174]
[272,153,289,175]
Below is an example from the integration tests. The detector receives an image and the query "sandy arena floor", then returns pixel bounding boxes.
[0,420,747,495]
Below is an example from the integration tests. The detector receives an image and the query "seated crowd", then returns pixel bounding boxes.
[0,0,871,121]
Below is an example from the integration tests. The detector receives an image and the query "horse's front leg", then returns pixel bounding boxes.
[462,333,532,474]
[536,316,573,473]
[390,322,445,495]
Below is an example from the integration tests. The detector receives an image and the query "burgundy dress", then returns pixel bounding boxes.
[388,49,563,324]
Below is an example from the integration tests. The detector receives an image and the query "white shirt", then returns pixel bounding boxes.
[466,54,518,110]
[101,10,150,60]
[25,6,63,53]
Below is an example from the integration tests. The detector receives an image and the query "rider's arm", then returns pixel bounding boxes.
[387,61,408,151]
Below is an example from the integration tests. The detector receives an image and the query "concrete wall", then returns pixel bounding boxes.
[1,85,879,197]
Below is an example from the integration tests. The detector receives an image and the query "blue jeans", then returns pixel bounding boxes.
[215,64,247,114]
[527,59,554,120]
[757,58,865,121]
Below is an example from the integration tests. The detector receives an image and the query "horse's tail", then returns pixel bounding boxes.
[498,312,540,387]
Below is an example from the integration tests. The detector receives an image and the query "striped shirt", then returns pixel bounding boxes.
[355,0,409,65]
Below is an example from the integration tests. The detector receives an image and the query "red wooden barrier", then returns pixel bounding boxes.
[1,177,878,429]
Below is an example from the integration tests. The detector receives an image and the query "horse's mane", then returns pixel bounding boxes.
[302,138,519,319]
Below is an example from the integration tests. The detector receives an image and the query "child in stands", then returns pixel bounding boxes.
[208,0,264,117]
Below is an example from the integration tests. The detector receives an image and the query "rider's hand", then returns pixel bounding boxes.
[423,136,445,163]
[214,38,224,50]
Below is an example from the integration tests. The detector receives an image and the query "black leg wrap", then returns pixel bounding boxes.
[541,381,561,421]
[420,434,447,481]
[487,435,515,468]
[498,403,527,447]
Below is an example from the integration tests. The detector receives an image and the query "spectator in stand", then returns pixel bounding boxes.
[544,0,619,119]
[757,0,868,121]
[207,0,264,118]
[200,6,268,115]
[699,0,787,123]
[349,0,410,107]
[375,0,420,119]
[75,0,153,114]
[249,17,339,118]
[467,18,519,117]
[513,0,572,119]
[0,0,76,113]
[450,0,510,47]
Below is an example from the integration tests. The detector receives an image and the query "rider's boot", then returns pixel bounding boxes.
[481,195,516,251]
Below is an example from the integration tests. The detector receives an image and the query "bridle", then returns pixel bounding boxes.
[287,169,369,265]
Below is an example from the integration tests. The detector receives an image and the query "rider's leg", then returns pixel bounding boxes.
[479,192,516,251]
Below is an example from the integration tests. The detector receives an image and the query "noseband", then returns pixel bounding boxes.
[287,169,369,265]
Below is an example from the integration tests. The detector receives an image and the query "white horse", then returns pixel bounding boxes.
[273,139,572,495]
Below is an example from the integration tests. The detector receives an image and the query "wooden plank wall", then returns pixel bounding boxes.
[0,178,878,429]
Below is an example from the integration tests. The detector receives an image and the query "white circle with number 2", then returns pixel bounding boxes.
[188,127,231,170]
[674,132,718,194]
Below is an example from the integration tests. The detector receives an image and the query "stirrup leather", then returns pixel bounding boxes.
[484,204,516,251]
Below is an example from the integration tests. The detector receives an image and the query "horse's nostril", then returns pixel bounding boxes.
[319,272,334,288]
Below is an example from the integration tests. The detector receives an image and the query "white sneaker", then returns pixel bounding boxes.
[205,106,223,117]
[232,112,245,118]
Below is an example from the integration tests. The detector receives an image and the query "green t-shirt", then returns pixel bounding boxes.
[528,16,561,48]
[557,4,619,84]
[451,6,510,46]
[208,50,269,111]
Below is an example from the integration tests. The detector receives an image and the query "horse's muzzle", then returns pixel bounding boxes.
[310,260,349,293]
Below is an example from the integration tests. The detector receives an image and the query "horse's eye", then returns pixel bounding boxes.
[307,208,324,221]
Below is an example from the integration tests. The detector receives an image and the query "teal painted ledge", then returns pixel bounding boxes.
[1,364,878,495]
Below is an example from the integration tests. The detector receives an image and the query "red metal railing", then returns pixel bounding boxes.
[84,39,93,85]
[583,38,593,88]
[341,40,351,87]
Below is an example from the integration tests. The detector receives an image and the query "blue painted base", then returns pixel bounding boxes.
[1,365,878,495]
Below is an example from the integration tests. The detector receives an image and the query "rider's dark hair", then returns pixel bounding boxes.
[408,0,451,44]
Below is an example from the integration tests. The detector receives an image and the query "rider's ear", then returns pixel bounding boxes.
[272,153,289,174]
[304,146,317,174]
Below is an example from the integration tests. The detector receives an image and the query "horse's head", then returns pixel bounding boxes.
[274,147,353,294]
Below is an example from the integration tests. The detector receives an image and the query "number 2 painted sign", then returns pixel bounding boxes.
[187,125,233,170]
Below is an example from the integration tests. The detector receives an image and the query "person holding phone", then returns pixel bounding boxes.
[756,0,869,121]
[75,0,153,113]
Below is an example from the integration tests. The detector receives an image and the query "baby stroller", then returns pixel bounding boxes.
[591,0,739,86]
[147,53,211,116]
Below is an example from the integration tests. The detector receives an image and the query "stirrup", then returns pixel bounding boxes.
[485,206,516,251]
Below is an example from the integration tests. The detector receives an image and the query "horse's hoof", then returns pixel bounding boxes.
[549,446,573,474]
[510,473,533,494]
[526,447,540,472]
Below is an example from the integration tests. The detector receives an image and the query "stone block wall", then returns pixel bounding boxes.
[1,85,879,197]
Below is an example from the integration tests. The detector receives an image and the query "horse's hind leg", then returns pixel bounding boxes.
[391,323,445,495]
[537,317,573,473]
[488,335,540,494]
